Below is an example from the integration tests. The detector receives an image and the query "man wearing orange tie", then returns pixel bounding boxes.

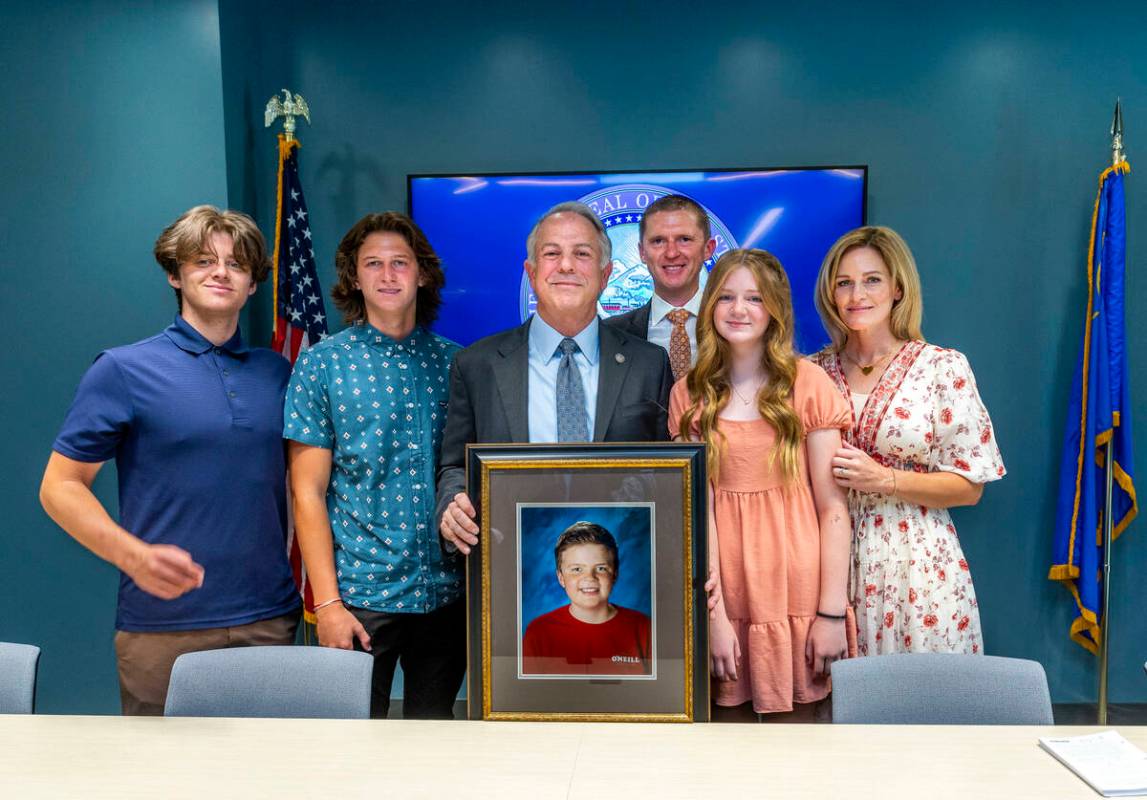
[604,194,717,382]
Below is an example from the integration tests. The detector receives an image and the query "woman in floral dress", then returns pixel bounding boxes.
[810,227,1005,656]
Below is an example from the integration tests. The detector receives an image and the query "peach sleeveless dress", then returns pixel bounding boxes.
[670,360,857,713]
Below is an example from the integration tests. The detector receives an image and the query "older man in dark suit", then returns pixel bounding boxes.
[603,194,716,382]
[436,201,673,553]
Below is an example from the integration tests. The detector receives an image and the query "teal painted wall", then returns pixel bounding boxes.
[217,0,1147,704]
[1,1,230,713]
[5,0,1145,713]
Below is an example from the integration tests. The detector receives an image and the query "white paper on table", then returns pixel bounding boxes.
[1040,730,1147,797]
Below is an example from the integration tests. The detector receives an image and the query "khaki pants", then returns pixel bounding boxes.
[114,611,300,716]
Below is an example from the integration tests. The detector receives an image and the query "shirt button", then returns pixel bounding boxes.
[213,347,222,354]
[222,369,230,376]
[229,391,236,398]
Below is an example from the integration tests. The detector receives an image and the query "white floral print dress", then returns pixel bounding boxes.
[812,341,1005,655]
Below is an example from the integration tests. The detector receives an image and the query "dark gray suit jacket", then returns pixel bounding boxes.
[602,300,652,341]
[434,318,672,525]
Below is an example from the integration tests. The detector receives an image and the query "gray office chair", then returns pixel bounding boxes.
[0,642,42,714]
[831,653,1054,724]
[164,645,373,719]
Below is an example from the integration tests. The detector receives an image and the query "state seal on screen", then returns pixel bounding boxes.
[519,185,737,322]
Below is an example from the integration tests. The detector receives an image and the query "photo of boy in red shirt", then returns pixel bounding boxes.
[521,521,653,676]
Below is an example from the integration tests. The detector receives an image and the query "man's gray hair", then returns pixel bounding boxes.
[525,201,612,269]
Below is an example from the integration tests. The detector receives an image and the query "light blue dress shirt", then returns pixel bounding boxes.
[527,314,600,442]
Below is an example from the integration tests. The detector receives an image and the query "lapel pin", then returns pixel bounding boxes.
[615,353,626,364]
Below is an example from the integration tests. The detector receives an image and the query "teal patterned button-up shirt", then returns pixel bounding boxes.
[284,322,462,613]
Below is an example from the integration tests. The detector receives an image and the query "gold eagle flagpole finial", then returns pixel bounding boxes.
[265,89,311,142]
[1112,98,1124,166]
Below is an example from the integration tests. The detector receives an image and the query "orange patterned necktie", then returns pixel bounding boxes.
[666,309,691,381]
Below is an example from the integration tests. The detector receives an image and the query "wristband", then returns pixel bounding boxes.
[312,597,343,613]
[816,610,847,621]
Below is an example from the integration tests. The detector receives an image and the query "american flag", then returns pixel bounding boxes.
[272,136,328,358]
[270,134,328,622]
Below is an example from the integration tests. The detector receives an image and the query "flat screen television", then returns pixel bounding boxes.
[409,166,867,353]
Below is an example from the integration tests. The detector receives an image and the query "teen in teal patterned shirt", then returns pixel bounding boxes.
[285,212,464,719]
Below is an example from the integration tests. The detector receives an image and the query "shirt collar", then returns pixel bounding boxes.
[650,288,703,325]
[528,313,600,365]
[165,315,248,355]
[347,320,424,353]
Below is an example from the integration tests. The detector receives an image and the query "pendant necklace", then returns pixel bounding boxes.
[844,348,896,376]
[730,378,761,405]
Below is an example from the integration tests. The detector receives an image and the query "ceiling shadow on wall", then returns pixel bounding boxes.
[234,84,262,216]
[315,144,390,229]
[235,84,277,346]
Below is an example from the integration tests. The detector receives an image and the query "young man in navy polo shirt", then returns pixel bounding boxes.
[41,206,301,715]
[284,212,464,719]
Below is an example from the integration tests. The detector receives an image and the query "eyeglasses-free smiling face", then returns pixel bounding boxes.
[355,231,424,331]
[556,543,617,622]
[639,209,715,306]
[525,212,611,328]
[832,245,902,334]
[712,266,769,349]
[168,230,257,324]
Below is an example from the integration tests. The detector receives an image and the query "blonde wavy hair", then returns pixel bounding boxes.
[679,249,803,484]
[814,226,924,350]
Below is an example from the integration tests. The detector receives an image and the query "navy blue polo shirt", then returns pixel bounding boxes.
[53,317,301,632]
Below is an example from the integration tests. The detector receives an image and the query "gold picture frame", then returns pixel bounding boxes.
[465,442,708,722]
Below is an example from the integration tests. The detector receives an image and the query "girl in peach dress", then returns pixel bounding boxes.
[670,249,855,719]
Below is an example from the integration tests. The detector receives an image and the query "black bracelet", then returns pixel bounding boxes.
[816,610,847,621]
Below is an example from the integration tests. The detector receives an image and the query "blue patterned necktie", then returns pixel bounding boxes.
[556,337,589,442]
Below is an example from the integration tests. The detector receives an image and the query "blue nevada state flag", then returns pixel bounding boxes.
[1049,160,1137,654]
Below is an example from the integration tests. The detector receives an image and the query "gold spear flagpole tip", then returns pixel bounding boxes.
[1111,99,1124,166]
[265,89,312,142]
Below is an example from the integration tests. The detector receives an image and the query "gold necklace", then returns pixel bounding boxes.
[843,348,897,376]
[730,378,761,405]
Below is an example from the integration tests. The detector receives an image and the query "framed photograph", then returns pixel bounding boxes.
[466,442,708,722]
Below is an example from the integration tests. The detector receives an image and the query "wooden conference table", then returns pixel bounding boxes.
[1,715,1141,799]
